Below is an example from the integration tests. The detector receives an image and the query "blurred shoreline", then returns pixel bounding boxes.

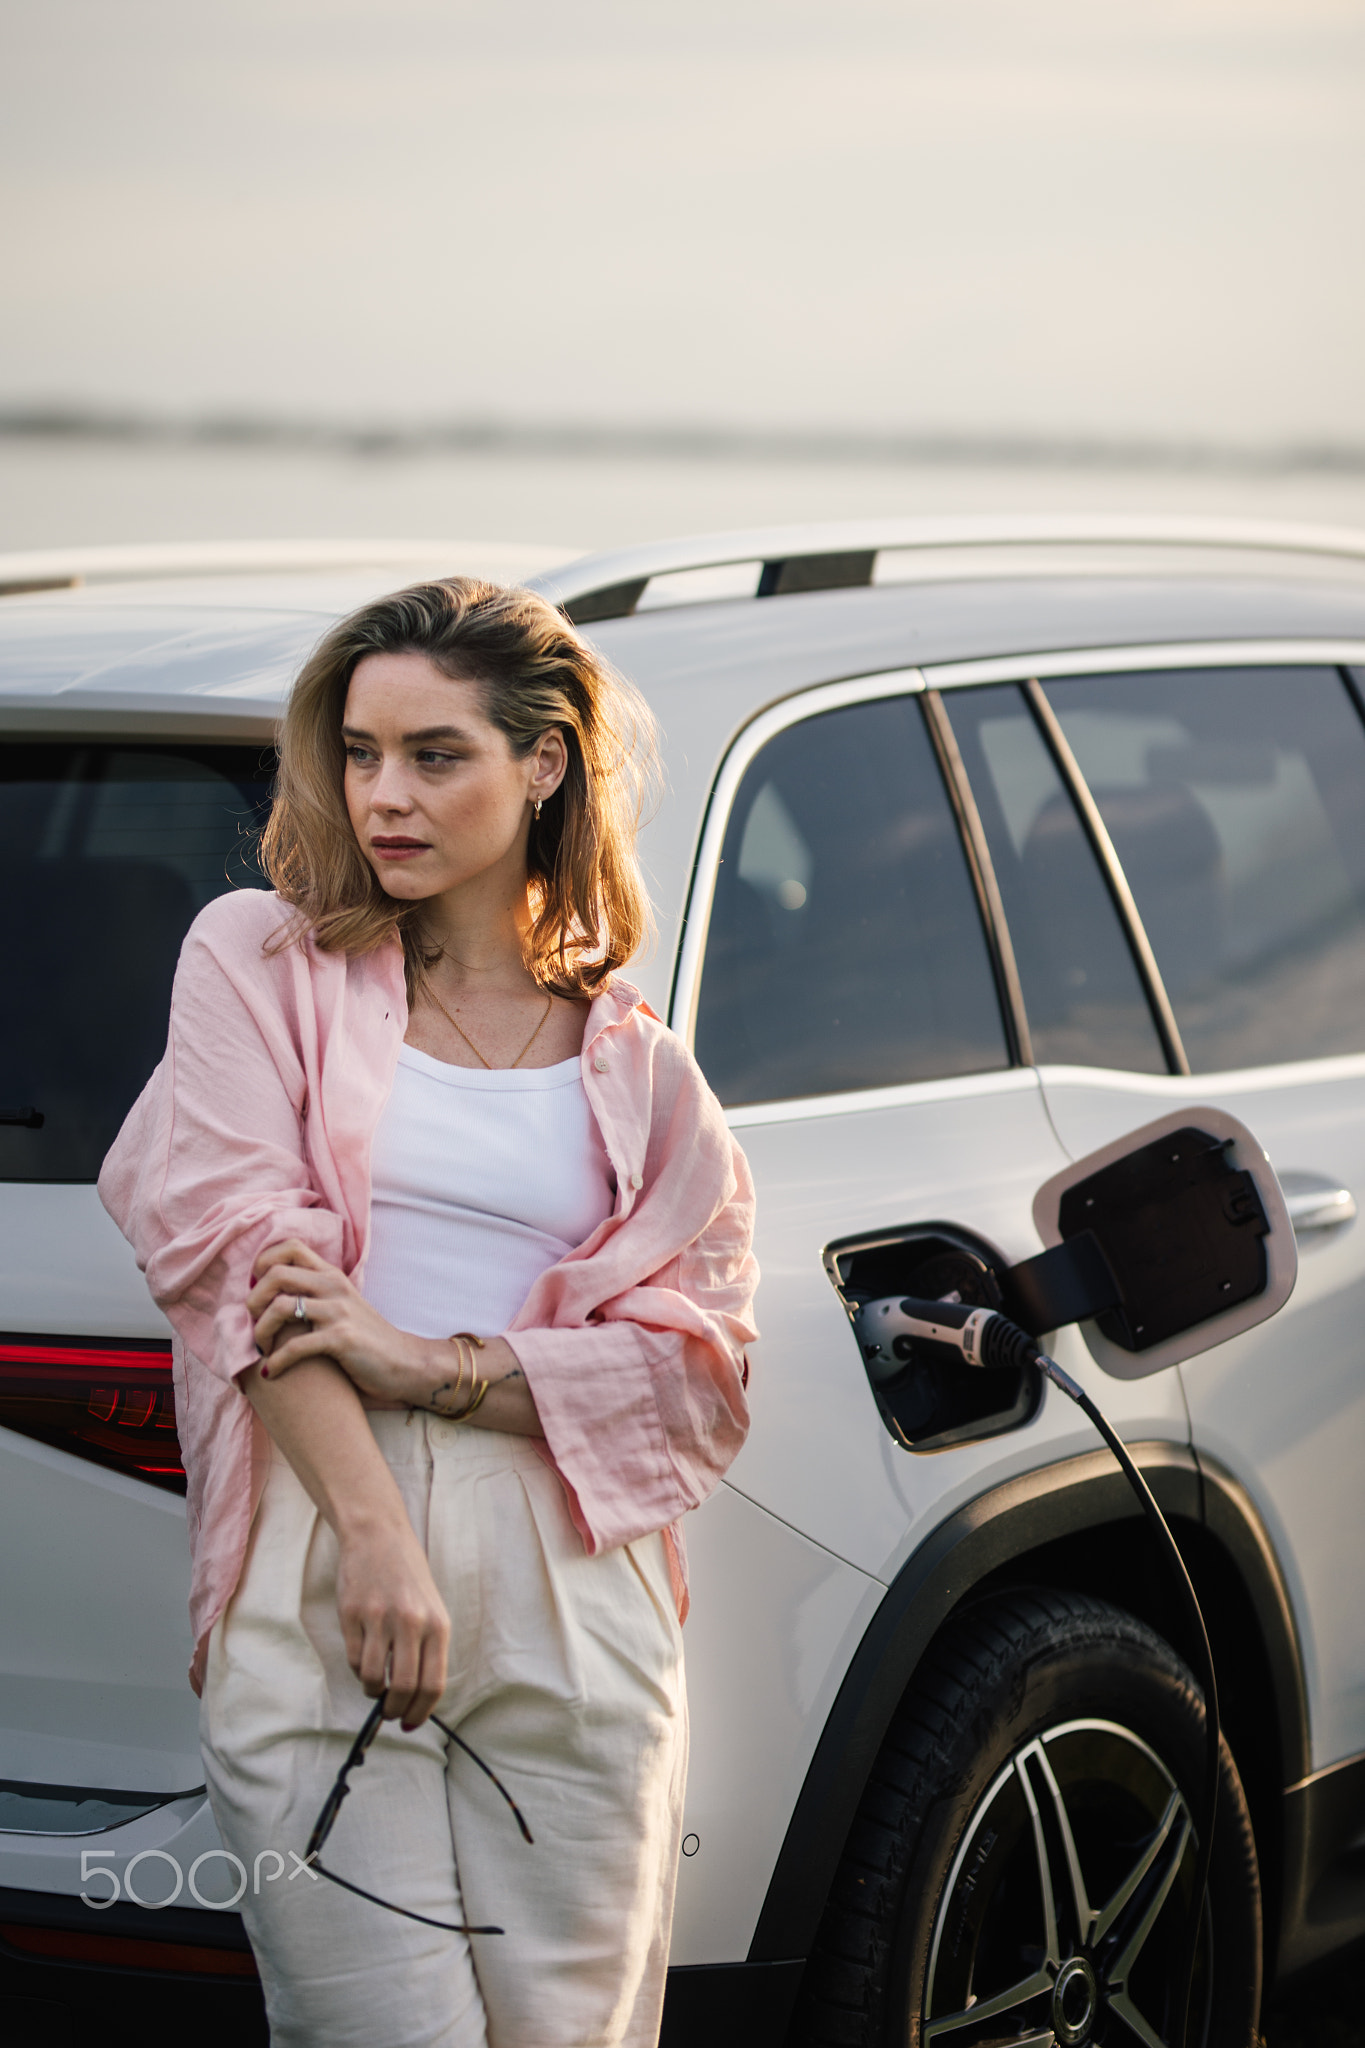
[8,415,1365,557]
[9,405,1365,476]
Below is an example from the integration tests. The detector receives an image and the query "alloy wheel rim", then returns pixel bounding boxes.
[920,1718,1211,2047]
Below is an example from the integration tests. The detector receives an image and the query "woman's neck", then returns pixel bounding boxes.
[417,872,537,996]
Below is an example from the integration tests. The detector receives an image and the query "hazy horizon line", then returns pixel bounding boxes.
[5,402,1365,479]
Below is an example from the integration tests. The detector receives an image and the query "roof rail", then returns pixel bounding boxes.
[0,538,578,599]
[528,513,1365,624]
[8,518,1365,611]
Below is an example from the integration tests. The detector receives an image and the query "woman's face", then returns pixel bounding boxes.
[342,651,565,904]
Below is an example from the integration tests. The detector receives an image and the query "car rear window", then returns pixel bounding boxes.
[1,742,275,1182]
[693,693,1009,1104]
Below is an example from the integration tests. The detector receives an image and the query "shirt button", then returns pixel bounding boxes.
[593,1054,609,1072]
[630,1172,643,1189]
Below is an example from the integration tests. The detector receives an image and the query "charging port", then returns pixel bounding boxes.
[824,1226,1040,1452]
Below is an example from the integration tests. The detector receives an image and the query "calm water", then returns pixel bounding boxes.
[6,433,1365,559]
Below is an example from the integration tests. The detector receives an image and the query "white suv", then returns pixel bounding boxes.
[3,519,1365,2048]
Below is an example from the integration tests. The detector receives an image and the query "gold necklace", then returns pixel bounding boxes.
[425,981,554,1070]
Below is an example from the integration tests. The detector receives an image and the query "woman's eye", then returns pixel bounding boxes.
[416,750,458,767]
[345,745,375,765]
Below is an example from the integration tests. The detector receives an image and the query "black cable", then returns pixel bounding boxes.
[856,1293,1221,2044]
[1034,1348,1218,2048]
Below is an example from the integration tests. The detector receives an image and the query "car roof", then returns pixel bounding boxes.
[7,515,1365,757]
[7,517,1365,740]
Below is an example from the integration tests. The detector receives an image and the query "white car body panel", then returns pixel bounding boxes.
[669,1484,881,1964]
[0,1185,171,1338]
[0,1432,198,1798]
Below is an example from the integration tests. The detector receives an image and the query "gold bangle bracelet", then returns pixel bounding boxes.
[436,1331,489,1419]
[454,1377,490,1421]
[438,1335,471,1415]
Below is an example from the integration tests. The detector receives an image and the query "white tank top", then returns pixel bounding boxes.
[361,1045,617,1339]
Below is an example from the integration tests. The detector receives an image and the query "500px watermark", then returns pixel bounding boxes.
[79,1847,318,1911]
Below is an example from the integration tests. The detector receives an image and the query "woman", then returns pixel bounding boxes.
[99,578,758,2048]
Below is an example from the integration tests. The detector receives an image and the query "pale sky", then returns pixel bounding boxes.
[4,0,1364,449]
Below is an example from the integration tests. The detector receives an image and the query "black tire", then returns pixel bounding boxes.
[792,1588,1261,2048]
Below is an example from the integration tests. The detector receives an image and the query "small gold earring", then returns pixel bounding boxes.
[534,798,543,820]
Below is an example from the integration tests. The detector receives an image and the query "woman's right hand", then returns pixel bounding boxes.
[334,1510,450,1730]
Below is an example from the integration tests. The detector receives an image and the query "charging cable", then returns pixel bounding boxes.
[855,1295,1218,2048]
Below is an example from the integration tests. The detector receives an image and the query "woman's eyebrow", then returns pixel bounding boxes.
[340,724,471,743]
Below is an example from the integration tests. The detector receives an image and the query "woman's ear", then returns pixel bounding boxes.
[529,727,569,804]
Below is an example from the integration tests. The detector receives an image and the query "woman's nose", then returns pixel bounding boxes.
[370,760,414,811]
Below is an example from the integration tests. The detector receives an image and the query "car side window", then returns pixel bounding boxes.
[944,685,1167,1073]
[1,742,273,1183]
[1041,666,1365,1071]
[693,693,1009,1106]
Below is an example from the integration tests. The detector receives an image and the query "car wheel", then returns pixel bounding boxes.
[792,1587,1261,2048]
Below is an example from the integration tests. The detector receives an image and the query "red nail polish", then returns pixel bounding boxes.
[260,1364,270,1379]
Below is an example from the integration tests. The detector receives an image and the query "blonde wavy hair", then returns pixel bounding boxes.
[261,577,659,1000]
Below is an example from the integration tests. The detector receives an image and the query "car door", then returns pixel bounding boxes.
[675,670,1189,1584]
[941,654,1365,1775]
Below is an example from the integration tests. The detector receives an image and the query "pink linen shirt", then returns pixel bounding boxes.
[98,889,758,1692]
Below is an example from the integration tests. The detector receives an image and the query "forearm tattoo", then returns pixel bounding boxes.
[423,1366,522,1415]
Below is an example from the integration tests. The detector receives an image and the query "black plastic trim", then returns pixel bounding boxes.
[1279,1750,1365,1978]
[1342,663,1365,727]
[0,575,81,597]
[756,553,875,598]
[1022,677,1190,1076]
[563,578,648,624]
[746,1442,1308,1967]
[659,1959,804,2046]
[1002,1232,1122,1336]
[920,690,1032,1068]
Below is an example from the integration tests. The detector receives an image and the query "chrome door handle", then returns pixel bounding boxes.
[1279,1173,1357,1236]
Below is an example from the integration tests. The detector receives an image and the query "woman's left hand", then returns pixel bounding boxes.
[249,1239,543,1434]
[249,1240,430,1403]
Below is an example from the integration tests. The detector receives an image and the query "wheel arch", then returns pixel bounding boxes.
[746,1440,1307,1971]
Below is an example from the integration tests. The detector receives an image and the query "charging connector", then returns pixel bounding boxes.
[856,1293,1042,1377]
[854,1294,1219,2048]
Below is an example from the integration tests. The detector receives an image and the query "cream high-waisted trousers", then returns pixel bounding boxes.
[200,1413,688,2048]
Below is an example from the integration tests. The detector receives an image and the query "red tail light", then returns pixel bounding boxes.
[1,1921,257,1976]
[0,1336,184,1493]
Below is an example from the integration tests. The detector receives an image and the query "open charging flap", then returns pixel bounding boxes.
[1022,1106,1298,1380]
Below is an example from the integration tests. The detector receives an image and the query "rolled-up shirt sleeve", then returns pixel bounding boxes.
[99,899,349,1387]
[504,1048,758,1555]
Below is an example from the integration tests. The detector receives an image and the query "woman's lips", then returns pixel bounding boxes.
[370,838,430,862]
